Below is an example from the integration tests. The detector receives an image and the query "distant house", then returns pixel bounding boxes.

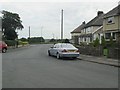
[71,21,85,44]
[103,5,120,41]
[79,11,104,44]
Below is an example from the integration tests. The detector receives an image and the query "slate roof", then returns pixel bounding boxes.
[83,13,104,28]
[104,5,120,18]
[71,22,86,33]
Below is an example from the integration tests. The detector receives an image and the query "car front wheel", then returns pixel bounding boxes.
[48,51,51,56]
[2,48,7,53]
[56,53,61,59]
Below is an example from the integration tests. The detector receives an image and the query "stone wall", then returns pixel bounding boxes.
[78,45,120,59]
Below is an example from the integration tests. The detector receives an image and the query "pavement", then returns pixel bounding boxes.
[78,54,119,67]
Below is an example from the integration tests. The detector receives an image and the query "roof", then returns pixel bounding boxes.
[71,22,86,33]
[104,5,120,18]
[84,14,104,28]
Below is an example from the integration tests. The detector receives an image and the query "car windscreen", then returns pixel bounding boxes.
[61,44,75,48]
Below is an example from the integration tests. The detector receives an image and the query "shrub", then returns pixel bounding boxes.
[18,40,28,46]
[101,36,106,48]
[4,40,16,46]
[93,38,100,47]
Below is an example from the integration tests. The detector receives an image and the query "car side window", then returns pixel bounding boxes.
[53,45,57,48]
[56,45,59,48]
[54,44,59,48]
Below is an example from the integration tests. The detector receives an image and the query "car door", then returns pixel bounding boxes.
[49,44,57,56]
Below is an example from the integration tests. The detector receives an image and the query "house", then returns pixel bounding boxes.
[92,26,103,44]
[79,11,104,44]
[71,21,85,44]
[103,5,120,41]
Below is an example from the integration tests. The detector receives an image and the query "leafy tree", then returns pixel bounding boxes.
[2,10,24,40]
[64,39,70,43]
[29,37,45,44]
[49,38,56,42]
[20,37,28,42]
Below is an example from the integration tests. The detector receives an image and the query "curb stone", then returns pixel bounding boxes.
[77,56,119,67]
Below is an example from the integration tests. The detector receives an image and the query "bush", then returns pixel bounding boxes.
[93,38,100,47]
[101,36,106,48]
[4,40,16,46]
[80,42,87,46]
[18,40,28,46]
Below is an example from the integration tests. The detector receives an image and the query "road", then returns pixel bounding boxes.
[2,44,118,88]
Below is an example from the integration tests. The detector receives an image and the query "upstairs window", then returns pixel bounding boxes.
[107,16,115,24]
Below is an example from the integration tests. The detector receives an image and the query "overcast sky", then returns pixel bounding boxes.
[0,0,119,39]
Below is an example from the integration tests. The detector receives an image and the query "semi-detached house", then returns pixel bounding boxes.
[103,5,120,41]
[71,21,85,44]
[79,11,104,44]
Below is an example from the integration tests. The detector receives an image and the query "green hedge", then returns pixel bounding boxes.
[4,40,16,46]
[18,41,28,45]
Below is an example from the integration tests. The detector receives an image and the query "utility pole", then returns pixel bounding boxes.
[52,33,54,39]
[61,9,64,40]
[41,26,43,37]
[29,26,30,39]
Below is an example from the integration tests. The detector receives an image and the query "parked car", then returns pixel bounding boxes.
[48,43,80,59]
[0,41,8,53]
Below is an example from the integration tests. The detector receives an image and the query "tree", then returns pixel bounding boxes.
[28,37,45,44]
[49,38,56,42]
[20,37,28,42]
[64,39,70,43]
[2,10,24,40]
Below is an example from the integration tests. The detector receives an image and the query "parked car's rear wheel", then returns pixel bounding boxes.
[2,48,7,53]
[56,53,61,59]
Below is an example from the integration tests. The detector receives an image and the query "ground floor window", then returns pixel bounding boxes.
[105,33,111,39]
[113,32,116,39]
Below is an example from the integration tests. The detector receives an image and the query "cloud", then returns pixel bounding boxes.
[1,1,119,39]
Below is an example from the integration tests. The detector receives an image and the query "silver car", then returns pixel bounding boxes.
[48,43,80,59]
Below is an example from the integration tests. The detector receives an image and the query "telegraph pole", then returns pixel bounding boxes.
[41,26,43,37]
[29,26,30,39]
[61,9,64,40]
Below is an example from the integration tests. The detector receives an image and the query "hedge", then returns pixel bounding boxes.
[4,40,16,46]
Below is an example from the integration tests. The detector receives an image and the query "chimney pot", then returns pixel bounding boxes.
[97,11,104,16]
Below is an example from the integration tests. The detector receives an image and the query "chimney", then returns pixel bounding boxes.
[82,21,85,24]
[97,11,104,16]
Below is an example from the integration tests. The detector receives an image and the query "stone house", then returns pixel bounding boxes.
[79,11,104,44]
[103,5,120,42]
[71,21,85,44]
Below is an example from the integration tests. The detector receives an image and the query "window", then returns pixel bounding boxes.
[105,33,111,39]
[113,32,116,39]
[107,17,114,24]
